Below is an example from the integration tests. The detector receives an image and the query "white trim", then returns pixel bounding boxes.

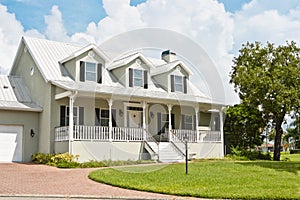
[60,44,109,64]
[151,60,193,76]
[55,91,72,100]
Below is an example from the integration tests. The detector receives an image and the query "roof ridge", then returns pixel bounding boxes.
[22,36,84,48]
[113,52,140,62]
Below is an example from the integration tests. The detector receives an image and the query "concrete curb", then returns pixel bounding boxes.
[0,194,181,199]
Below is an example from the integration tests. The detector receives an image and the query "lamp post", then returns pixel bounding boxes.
[183,134,188,175]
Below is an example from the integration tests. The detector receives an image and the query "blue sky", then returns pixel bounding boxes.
[0,0,250,35]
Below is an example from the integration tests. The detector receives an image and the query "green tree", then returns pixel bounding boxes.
[224,104,265,151]
[230,41,300,161]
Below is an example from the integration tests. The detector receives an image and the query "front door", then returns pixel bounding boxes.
[128,110,142,128]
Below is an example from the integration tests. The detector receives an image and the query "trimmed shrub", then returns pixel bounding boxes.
[32,152,54,164]
[79,160,106,168]
[227,147,271,161]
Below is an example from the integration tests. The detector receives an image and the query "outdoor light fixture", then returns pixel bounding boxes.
[119,109,123,117]
[30,129,35,137]
[150,111,154,119]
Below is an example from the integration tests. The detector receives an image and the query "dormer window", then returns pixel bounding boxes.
[170,75,187,93]
[129,68,148,89]
[80,61,102,83]
[85,62,97,81]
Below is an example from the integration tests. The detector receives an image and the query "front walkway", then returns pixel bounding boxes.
[0,163,200,199]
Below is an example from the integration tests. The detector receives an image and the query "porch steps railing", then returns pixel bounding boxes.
[143,130,159,161]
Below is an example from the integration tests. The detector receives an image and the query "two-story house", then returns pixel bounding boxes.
[0,36,225,162]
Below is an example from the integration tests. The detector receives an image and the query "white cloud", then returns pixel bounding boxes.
[0,4,45,74]
[234,0,300,50]
[44,5,70,42]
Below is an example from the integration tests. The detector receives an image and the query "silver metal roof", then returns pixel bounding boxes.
[22,36,82,82]
[51,80,220,106]
[0,75,42,112]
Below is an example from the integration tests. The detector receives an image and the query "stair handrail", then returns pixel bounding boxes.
[143,129,159,161]
[144,129,159,145]
[169,130,186,157]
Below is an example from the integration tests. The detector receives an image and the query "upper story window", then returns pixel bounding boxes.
[85,62,97,81]
[129,68,148,89]
[133,69,143,87]
[170,75,187,93]
[174,75,183,92]
[80,61,102,83]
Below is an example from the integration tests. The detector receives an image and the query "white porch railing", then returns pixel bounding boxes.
[112,127,143,141]
[55,126,69,141]
[199,131,221,142]
[172,129,221,143]
[55,126,144,142]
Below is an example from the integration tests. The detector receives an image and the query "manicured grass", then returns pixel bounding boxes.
[89,159,300,199]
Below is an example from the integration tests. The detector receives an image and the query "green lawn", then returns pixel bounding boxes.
[89,157,300,199]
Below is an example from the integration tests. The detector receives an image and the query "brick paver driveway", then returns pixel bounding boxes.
[0,163,199,199]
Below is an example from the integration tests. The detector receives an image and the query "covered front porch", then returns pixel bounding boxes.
[53,89,224,162]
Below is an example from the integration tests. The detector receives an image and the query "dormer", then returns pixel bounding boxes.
[107,52,152,89]
[152,50,193,94]
[59,44,108,83]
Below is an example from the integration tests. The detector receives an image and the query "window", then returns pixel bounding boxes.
[60,106,84,126]
[66,106,78,125]
[129,68,148,88]
[85,62,97,81]
[133,69,143,87]
[174,75,183,92]
[157,113,175,135]
[100,109,109,126]
[170,75,187,93]
[80,61,102,83]
[161,113,169,134]
[95,108,117,127]
[184,115,193,130]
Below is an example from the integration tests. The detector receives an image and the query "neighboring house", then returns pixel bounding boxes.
[0,36,225,162]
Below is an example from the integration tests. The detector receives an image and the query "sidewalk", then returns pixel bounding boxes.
[0,163,199,199]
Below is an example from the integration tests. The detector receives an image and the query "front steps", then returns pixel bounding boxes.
[158,142,185,163]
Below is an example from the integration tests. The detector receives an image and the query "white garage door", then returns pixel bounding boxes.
[0,125,23,162]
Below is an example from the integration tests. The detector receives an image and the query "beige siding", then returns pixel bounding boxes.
[0,110,39,162]
[11,49,53,154]
[189,143,223,159]
[72,141,143,162]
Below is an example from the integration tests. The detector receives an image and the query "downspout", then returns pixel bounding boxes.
[69,90,78,155]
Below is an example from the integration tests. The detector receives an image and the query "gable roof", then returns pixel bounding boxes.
[107,52,154,70]
[151,60,193,76]
[59,43,109,64]
[0,75,42,112]
[10,36,83,82]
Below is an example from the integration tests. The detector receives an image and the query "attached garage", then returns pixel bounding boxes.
[0,125,23,162]
[0,76,42,162]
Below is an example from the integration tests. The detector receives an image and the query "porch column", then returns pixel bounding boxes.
[107,99,113,142]
[167,104,173,141]
[194,106,199,143]
[68,91,77,154]
[142,101,147,140]
[219,107,225,157]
